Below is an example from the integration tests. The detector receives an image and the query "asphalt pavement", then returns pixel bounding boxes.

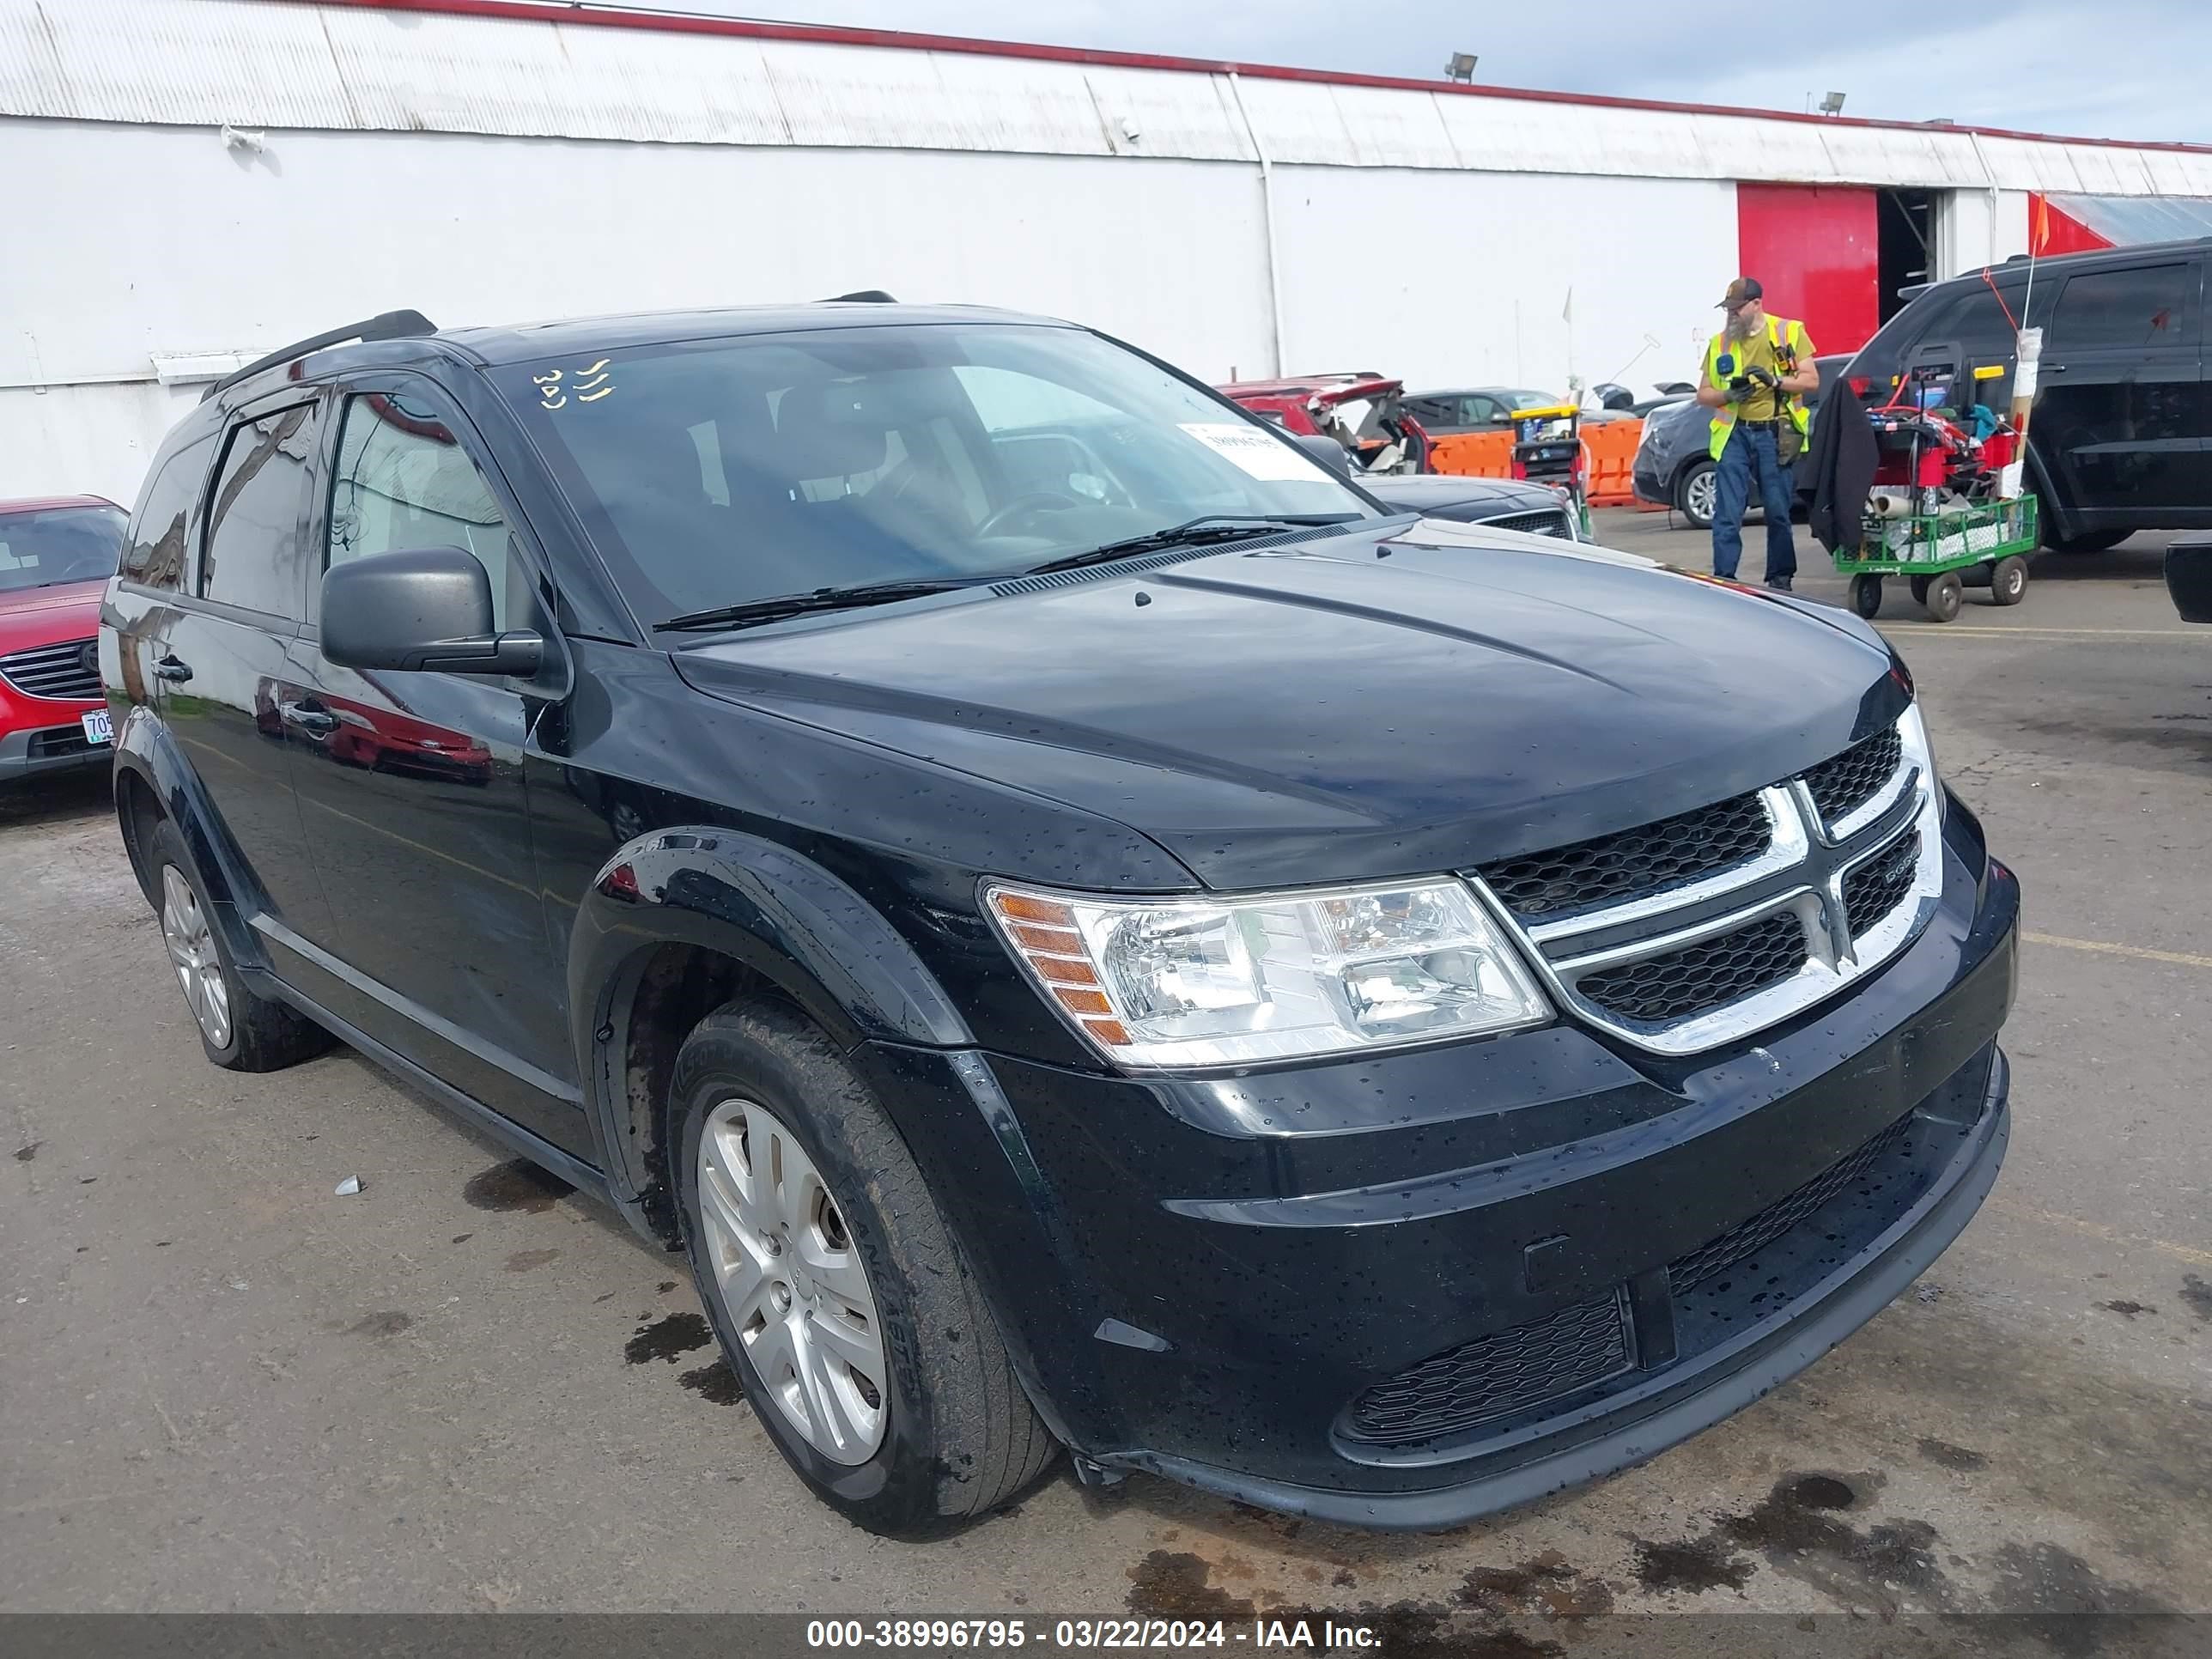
[3,511,2208,1644]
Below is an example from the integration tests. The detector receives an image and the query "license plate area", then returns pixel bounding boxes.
[80,709,112,745]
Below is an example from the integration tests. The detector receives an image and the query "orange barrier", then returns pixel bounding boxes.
[1427,430,1513,479]
[1581,418,1644,507]
[1427,417,1648,507]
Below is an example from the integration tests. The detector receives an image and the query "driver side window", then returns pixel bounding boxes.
[328,392,518,630]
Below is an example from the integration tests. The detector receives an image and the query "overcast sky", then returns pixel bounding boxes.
[672,0,2212,144]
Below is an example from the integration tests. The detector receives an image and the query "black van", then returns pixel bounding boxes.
[1844,237,2209,553]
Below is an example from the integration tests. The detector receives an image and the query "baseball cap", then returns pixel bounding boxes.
[1718,276,1764,310]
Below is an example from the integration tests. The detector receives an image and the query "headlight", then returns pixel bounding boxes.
[986,878,1551,1068]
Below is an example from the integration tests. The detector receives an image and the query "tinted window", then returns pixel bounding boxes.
[203,404,319,617]
[500,324,1370,623]
[123,436,213,590]
[0,503,129,595]
[1850,283,2025,404]
[327,392,518,629]
[2051,264,2191,351]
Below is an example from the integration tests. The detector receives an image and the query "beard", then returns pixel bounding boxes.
[1724,311,1757,343]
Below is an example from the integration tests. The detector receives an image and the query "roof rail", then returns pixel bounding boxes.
[201,310,438,402]
[823,289,898,302]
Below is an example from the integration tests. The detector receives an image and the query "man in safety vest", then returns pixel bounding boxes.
[1697,277,1820,590]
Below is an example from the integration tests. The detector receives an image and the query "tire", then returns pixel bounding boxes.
[1676,460,1718,530]
[2043,525,2129,554]
[672,1002,1058,1536]
[1991,554,2029,606]
[1848,573,1883,618]
[1925,571,1965,623]
[1909,574,1931,605]
[148,819,331,1071]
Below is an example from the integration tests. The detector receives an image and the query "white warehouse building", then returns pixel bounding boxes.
[8,0,2212,504]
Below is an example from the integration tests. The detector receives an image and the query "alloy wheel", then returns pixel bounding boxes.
[1684,467,1717,526]
[160,865,231,1050]
[696,1097,889,1463]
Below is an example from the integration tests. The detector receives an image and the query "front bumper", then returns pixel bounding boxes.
[0,717,110,781]
[881,807,2018,1527]
[1632,462,1671,507]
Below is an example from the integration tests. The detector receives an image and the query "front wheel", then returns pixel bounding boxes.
[1991,554,2029,606]
[1676,460,1718,530]
[1925,570,1966,623]
[1848,573,1883,618]
[673,1003,1058,1536]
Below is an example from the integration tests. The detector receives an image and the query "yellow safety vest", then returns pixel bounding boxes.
[1706,315,1813,459]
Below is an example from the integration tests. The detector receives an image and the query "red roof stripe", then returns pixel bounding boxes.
[308,0,2212,158]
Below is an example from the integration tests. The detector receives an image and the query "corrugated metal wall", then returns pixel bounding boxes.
[3,0,2204,500]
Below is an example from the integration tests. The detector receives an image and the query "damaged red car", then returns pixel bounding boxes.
[1216,373,1431,476]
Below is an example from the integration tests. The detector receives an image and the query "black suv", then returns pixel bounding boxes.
[1845,236,2211,551]
[101,302,2018,1537]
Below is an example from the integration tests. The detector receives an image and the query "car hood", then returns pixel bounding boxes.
[674,525,1904,890]
[0,580,105,654]
[1362,476,1560,516]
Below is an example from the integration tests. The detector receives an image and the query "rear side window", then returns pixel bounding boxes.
[122,436,213,590]
[326,392,520,630]
[202,404,320,617]
[2051,264,2191,351]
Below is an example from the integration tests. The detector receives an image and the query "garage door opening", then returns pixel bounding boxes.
[1879,190,1938,324]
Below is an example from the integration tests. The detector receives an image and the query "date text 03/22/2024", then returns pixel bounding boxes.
[805,1619,1382,1651]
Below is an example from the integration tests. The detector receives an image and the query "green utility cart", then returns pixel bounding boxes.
[1837,495,2039,623]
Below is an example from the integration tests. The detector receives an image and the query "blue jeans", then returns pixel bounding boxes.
[1711,423,1798,582]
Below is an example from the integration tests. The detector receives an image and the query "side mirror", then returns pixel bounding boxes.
[2166,538,2212,624]
[321,547,544,676]
[1292,432,1353,477]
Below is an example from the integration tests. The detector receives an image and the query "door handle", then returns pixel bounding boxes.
[280,700,337,735]
[152,654,193,683]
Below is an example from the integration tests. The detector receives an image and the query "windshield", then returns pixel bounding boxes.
[498,324,1377,623]
[0,504,128,595]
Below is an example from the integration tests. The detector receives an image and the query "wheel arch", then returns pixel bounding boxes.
[570,827,975,1243]
[111,708,266,970]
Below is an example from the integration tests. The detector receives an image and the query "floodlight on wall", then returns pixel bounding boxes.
[1819,91,1846,116]
[1443,52,1478,83]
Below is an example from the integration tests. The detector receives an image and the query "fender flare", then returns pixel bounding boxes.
[111,704,271,974]
[569,826,975,1206]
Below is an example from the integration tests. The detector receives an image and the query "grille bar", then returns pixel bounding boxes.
[0,638,100,702]
[1473,708,1942,1055]
[1575,908,1807,1024]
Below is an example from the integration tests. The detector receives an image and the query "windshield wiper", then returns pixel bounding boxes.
[656,577,993,633]
[1021,514,1360,576]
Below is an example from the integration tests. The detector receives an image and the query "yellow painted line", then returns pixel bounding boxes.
[2024,929,2212,971]
[1984,1194,2212,1271]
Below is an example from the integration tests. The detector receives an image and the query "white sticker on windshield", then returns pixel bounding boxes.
[1178,423,1331,482]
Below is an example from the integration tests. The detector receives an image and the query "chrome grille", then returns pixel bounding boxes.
[1482,792,1771,920]
[1577,909,1807,1024]
[1804,726,1903,828]
[1843,831,1920,936]
[1474,709,1942,1055]
[0,637,100,702]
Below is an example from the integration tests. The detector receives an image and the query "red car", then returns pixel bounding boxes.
[1,496,129,785]
[1214,372,1431,474]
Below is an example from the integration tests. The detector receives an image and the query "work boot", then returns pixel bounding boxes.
[1765,574,1794,592]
